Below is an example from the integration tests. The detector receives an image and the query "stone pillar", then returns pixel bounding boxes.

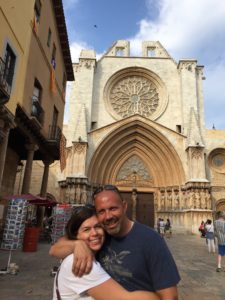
[131,189,137,221]
[21,143,38,194]
[40,160,52,197]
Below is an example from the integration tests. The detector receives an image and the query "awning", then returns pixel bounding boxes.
[3,193,57,206]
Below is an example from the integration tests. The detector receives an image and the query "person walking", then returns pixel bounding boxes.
[214,211,225,272]
[164,218,172,238]
[50,185,180,300]
[205,219,215,253]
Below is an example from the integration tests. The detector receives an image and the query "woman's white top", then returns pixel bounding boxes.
[205,224,214,232]
[53,254,110,300]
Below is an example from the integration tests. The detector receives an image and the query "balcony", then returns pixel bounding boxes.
[0,57,12,105]
[48,125,61,143]
[31,96,44,125]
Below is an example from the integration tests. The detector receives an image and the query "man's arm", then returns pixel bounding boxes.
[49,236,94,276]
[49,236,76,258]
[156,286,179,300]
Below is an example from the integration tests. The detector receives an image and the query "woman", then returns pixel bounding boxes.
[164,219,172,238]
[205,219,216,253]
[53,205,159,300]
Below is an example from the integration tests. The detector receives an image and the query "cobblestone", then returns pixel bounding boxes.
[0,234,224,299]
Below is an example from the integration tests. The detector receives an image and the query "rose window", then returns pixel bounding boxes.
[109,76,159,118]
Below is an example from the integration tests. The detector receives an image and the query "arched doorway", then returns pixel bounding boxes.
[88,116,185,226]
[216,199,225,212]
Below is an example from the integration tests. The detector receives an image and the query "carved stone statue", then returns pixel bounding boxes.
[174,192,180,209]
[160,192,165,210]
[167,192,173,209]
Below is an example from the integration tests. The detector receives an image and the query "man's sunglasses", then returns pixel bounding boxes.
[93,184,122,199]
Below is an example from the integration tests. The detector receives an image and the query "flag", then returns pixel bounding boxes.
[50,66,56,93]
[60,133,67,172]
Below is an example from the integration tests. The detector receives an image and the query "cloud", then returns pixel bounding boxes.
[129,0,225,129]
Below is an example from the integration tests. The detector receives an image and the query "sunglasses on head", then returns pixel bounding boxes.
[93,184,121,198]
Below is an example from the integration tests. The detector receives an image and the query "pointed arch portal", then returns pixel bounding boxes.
[88,118,185,227]
[88,118,185,188]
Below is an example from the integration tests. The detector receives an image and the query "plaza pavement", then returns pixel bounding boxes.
[0,233,224,300]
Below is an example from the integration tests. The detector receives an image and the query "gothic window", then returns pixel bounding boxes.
[47,28,52,47]
[210,150,225,173]
[116,48,124,56]
[109,75,159,118]
[147,47,156,57]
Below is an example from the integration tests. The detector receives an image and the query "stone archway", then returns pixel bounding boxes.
[216,199,225,212]
[88,117,185,226]
[88,117,185,187]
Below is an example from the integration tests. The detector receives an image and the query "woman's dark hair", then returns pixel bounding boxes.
[65,204,96,240]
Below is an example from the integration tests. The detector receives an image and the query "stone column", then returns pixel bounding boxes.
[40,160,53,197]
[131,189,137,221]
[21,143,38,194]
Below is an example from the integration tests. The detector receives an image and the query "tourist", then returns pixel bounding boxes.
[50,185,180,299]
[53,204,159,300]
[164,218,172,238]
[214,211,225,272]
[198,220,206,238]
[205,219,215,253]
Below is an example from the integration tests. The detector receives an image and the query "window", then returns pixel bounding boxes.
[176,125,182,133]
[31,79,44,124]
[4,44,16,88]
[51,43,56,69]
[147,47,156,57]
[34,0,41,23]
[62,72,67,90]
[47,28,52,47]
[116,48,124,56]
[49,106,59,139]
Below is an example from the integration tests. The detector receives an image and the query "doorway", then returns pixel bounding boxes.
[120,191,154,228]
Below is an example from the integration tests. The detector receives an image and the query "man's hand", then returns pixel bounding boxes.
[72,240,94,277]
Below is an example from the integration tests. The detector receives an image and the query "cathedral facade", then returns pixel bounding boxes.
[38,41,225,233]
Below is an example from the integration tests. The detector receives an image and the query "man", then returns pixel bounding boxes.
[50,185,180,299]
[214,211,225,272]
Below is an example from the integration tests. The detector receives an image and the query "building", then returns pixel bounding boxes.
[0,0,74,224]
[31,40,225,233]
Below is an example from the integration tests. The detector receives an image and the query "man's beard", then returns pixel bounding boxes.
[103,218,121,235]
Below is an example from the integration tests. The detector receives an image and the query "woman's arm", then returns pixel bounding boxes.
[88,278,160,300]
[49,236,94,276]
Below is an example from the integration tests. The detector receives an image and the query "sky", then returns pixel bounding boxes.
[62,0,225,130]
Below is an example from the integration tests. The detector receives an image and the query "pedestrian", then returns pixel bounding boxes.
[53,204,159,300]
[198,220,206,238]
[205,219,215,253]
[159,218,165,238]
[50,185,180,299]
[214,211,225,272]
[156,218,161,234]
[164,218,172,238]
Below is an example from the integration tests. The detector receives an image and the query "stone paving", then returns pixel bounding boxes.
[0,234,224,300]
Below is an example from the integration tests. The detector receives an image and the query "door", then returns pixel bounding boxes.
[120,192,154,228]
